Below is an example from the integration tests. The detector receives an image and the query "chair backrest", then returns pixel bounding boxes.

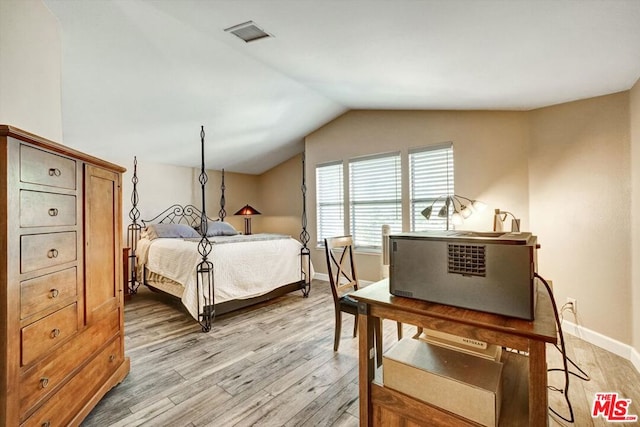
[324,236,359,304]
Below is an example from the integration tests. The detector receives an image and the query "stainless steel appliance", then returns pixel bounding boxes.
[389,231,538,320]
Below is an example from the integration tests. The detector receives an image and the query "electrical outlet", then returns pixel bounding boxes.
[566,297,577,314]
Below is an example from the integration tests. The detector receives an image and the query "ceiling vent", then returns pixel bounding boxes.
[224,21,272,43]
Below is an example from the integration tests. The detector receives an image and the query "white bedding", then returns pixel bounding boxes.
[136,234,313,320]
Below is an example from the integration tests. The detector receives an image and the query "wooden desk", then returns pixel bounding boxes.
[351,279,557,426]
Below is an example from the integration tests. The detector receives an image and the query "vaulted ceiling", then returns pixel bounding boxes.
[44,0,640,174]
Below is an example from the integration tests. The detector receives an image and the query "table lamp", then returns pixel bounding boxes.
[234,204,261,235]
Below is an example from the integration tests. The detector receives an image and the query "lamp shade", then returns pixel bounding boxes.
[421,206,433,220]
[234,204,261,216]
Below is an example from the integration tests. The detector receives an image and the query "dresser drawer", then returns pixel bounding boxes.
[20,232,77,273]
[20,268,77,320]
[21,336,122,427]
[20,190,76,228]
[21,303,78,366]
[20,308,120,416]
[20,144,76,190]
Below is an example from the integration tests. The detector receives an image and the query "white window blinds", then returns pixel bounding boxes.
[349,153,401,249]
[409,143,454,231]
[316,162,344,245]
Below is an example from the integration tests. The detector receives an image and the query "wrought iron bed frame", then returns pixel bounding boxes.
[126,128,312,332]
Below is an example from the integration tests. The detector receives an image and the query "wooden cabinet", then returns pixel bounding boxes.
[351,280,557,427]
[0,125,130,426]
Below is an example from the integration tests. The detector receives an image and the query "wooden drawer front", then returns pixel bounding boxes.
[20,144,76,190]
[20,268,77,320]
[20,309,120,415]
[21,337,122,427]
[21,303,78,366]
[20,190,76,228]
[20,232,77,273]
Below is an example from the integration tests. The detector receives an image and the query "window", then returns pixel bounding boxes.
[409,143,454,231]
[316,162,344,245]
[349,153,401,249]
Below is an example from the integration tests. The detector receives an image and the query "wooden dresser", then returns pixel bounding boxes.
[0,125,130,426]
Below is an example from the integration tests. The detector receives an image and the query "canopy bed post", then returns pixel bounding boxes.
[300,151,311,297]
[127,156,142,294]
[197,126,215,332]
[219,169,226,221]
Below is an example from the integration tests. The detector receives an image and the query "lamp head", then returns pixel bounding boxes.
[421,206,433,220]
[460,205,472,219]
[234,204,261,216]
[471,200,487,213]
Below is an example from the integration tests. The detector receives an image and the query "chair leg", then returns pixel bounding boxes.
[373,318,383,367]
[334,310,342,351]
[396,321,403,340]
[353,313,358,338]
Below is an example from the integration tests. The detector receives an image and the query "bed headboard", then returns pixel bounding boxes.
[141,204,215,228]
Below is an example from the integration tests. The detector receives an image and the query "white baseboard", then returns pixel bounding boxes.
[632,347,640,373]
[562,320,640,373]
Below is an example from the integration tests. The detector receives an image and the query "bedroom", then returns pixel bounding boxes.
[1,0,640,425]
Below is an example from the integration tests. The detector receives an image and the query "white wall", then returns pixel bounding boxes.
[305,110,531,282]
[529,92,631,345]
[258,153,304,240]
[120,159,197,242]
[631,80,640,356]
[0,0,63,142]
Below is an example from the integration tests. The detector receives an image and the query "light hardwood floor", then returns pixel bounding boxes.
[82,280,640,426]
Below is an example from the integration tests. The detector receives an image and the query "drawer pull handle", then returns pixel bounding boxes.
[50,288,59,298]
[48,168,61,177]
[109,354,116,363]
[40,377,49,388]
[50,328,60,339]
[42,421,51,427]
[48,208,59,216]
[47,249,59,259]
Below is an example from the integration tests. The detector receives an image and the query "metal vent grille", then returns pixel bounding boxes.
[224,21,272,43]
[393,289,413,298]
[448,244,486,276]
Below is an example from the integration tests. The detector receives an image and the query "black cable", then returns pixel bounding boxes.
[555,308,591,382]
[548,343,590,382]
[535,272,575,423]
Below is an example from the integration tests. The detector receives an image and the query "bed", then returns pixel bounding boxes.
[126,127,313,331]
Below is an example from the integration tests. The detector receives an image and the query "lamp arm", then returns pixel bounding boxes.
[453,194,474,204]
[499,210,515,221]
[447,196,459,212]
[497,209,521,232]
[428,194,447,208]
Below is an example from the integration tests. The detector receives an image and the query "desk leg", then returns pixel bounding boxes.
[529,340,548,426]
[358,307,375,426]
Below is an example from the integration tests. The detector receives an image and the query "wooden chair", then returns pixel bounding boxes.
[324,236,403,359]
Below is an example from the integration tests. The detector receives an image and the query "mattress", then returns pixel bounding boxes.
[136,234,313,320]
